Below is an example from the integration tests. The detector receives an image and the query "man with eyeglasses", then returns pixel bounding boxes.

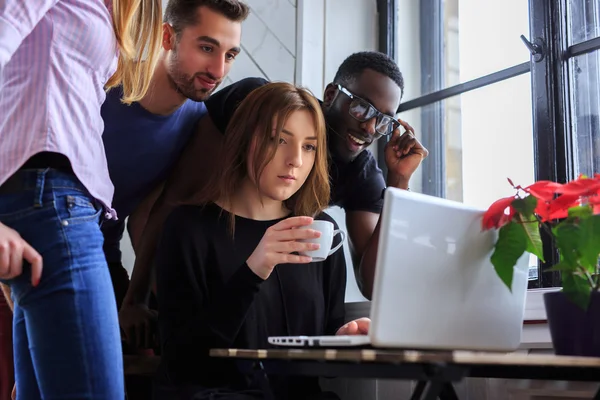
[318,52,428,299]
[130,51,428,304]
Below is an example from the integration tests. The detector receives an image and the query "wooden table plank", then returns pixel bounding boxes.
[210,348,600,368]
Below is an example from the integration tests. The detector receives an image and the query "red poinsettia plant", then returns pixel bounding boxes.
[482,174,600,309]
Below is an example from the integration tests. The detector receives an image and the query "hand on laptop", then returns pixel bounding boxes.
[336,317,370,335]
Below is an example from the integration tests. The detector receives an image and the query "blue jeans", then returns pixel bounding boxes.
[0,169,124,400]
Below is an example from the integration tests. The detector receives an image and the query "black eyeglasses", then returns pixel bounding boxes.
[336,84,400,138]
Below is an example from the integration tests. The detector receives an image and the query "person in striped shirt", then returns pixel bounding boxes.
[0,1,163,398]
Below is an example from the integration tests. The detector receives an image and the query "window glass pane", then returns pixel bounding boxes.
[396,0,530,101]
[400,74,534,207]
[398,74,538,279]
[568,0,600,45]
[571,50,600,176]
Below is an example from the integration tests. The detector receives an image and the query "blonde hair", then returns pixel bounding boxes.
[105,0,163,104]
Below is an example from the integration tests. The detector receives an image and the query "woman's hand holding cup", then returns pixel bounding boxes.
[246,216,321,280]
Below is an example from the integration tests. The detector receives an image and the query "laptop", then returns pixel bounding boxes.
[268,187,530,352]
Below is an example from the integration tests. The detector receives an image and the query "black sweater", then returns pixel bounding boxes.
[154,203,347,399]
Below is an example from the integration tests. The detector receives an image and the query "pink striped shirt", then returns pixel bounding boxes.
[0,0,118,218]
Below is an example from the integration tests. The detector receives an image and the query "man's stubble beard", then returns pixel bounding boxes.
[168,68,214,102]
[167,49,219,102]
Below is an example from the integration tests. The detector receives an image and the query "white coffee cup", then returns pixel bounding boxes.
[298,220,346,262]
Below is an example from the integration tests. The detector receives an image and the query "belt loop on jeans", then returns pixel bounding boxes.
[33,168,49,208]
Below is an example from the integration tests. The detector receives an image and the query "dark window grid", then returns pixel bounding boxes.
[376,0,600,288]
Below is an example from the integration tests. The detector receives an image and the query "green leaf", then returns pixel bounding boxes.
[578,214,600,272]
[553,222,581,266]
[512,195,538,217]
[491,221,527,291]
[562,273,591,310]
[568,204,593,218]
[546,261,578,272]
[516,213,545,261]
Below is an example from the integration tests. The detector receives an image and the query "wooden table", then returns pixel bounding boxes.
[210,348,600,400]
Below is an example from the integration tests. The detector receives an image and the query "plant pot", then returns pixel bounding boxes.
[544,291,600,357]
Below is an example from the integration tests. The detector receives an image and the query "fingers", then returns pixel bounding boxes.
[0,241,11,278]
[23,243,42,286]
[336,320,358,335]
[398,118,415,134]
[353,317,371,334]
[120,306,159,349]
[280,254,313,264]
[272,240,320,254]
[398,129,416,145]
[8,246,21,280]
[249,216,325,276]
[0,225,43,286]
[272,216,313,231]
[387,120,414,144]
[393,119,428,159]
[389,126,402,142]
[336,319,371,336]
[393,131,428,159]
[274,227,321,241]
[268,216,322,256]
[392,134,416,157]
[387,125,412,151]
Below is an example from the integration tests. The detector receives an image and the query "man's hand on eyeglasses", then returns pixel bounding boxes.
[384,120,429,189]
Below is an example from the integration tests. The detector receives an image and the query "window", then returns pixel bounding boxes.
[571,51,600,177]
[379,0,600,288]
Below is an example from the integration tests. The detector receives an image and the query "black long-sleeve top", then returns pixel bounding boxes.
[154,203,347,399]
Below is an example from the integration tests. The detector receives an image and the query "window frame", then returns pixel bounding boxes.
[378,0,600,288]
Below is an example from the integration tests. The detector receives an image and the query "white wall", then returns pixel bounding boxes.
[230,0,378,98]
[296,0,378,303]
[221,0,297,87]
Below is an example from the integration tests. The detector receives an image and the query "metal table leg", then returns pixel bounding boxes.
[439,383,459,400]
[409,363,462,400]
[410,381,458,400]
[251,361,276,400]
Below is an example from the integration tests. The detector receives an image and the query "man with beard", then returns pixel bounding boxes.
[100,0,249,351]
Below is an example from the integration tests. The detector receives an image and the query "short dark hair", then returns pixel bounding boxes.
[164,0,250,36]
[333,51,405,99]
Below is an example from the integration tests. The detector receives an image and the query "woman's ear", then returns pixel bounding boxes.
[322,83,339,107]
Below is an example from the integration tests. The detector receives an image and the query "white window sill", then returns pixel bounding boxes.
[520,287,561,349]
[523,287,561,321]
